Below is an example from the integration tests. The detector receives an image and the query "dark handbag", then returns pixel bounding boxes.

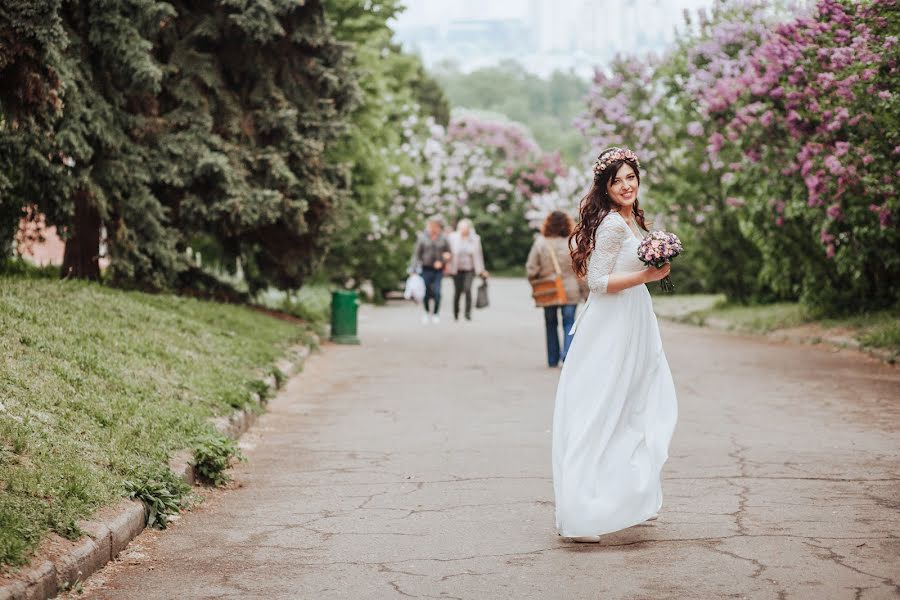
[530,239,568,307]
[475,277,489,309]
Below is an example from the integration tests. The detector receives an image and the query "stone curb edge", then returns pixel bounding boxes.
[0,341,315,600]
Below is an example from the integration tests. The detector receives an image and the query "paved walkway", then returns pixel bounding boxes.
[84,279,900,600]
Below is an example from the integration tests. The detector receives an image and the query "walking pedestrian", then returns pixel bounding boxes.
[412,216,452,324]
[552,147,678,542]
[446,219,489,322]
[526,211,586,367]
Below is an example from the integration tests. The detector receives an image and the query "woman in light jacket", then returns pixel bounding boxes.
[446,219,488,321]
[526,211,586,367]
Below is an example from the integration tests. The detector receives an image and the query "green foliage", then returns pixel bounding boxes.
[472,210,531,272]
[687,301,809,333]
[148,0,358,293]
[1,0,358,294]
[0,0,177,282]
[124,471,190,529]
[192,434,244,487]
[856,318,900,351]
[247,379,272,403]
[320,0,450,297]
[271,366,286,389]
[433,60,590,164]
[659,295,899,359]
[0,275,309,566]
[0,0,66,123]
[0,257,58,279]
[258,284,332,326]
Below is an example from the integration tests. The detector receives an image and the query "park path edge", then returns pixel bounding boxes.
[0,341,315,600]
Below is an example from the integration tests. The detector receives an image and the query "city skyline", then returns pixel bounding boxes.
[391,0,717,77]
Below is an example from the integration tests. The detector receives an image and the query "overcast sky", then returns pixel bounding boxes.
[391,0,719,76]
[394,0,715,25]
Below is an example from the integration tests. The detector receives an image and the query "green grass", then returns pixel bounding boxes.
[257,285,332,337]
[651,294,723,320]
[0,276,311,568]
[819,310,900,350]
[655,294,899,358]
[688,301,809,333]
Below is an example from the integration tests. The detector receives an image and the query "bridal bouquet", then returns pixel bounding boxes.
[637,231,683,292]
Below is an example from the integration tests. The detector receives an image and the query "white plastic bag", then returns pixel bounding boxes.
[403,273,426,302]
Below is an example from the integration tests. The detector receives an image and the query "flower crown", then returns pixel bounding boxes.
[593,147,640,177]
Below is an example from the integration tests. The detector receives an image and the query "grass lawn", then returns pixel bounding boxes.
[653,294,899,359]
[0,274,315,568]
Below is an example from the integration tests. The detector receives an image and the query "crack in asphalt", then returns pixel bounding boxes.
[802,539,900,593]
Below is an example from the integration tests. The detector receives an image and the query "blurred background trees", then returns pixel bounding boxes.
[1,0,897,316]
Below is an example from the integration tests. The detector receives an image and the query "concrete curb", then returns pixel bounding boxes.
[0,342,314,600]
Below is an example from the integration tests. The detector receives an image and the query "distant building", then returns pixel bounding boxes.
[17,215,65,267]
[394,0,702,77]
[16,215,109,269]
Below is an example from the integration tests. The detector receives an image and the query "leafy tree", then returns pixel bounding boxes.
[0,1,62,258]
[320,0,450,296]
[433,60,589,164]
[0,1,65,130]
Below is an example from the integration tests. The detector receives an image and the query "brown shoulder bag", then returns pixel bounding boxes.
[530,239,568,307]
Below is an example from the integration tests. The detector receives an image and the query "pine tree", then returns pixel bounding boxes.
[2,0,357,293]
[0,0,66,255]
[150,0,357,292]
[1,0,177,283]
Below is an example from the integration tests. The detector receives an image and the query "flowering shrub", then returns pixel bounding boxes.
[447,113,540,163]
[524,164,590,230]
[393,113,584,272]
[576,54,666,185]
[578,0,899,312]
[704,0,899,312]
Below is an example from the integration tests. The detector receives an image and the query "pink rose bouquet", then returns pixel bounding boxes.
[637,231,683,292]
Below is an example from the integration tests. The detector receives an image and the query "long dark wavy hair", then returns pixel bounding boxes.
[569,156,648,278]
[541,210,574,238]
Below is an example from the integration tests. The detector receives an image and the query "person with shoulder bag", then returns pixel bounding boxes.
[526,211,586,367]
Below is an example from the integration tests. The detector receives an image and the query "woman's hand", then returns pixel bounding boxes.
[434,260,444,270]
[481,270,490,279]
[643,263,671,283]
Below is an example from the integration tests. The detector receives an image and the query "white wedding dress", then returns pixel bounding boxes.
[552,211,678,537]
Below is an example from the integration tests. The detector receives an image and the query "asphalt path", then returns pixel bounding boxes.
[83,278,900,600]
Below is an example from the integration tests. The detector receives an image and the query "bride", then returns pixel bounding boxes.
[552,147,678,541]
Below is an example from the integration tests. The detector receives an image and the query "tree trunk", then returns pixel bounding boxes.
[61,189,101,280]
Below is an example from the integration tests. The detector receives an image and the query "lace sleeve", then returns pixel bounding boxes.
[587,214,627,294]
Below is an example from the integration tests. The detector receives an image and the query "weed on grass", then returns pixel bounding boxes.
[124,470,191,529]
[192,434,245,487]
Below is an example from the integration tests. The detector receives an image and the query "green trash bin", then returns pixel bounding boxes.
[330,290,361,344]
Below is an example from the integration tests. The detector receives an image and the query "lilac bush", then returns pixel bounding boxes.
[382,112,588,271]
[578,0,899,312]
[704,0,899,311]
